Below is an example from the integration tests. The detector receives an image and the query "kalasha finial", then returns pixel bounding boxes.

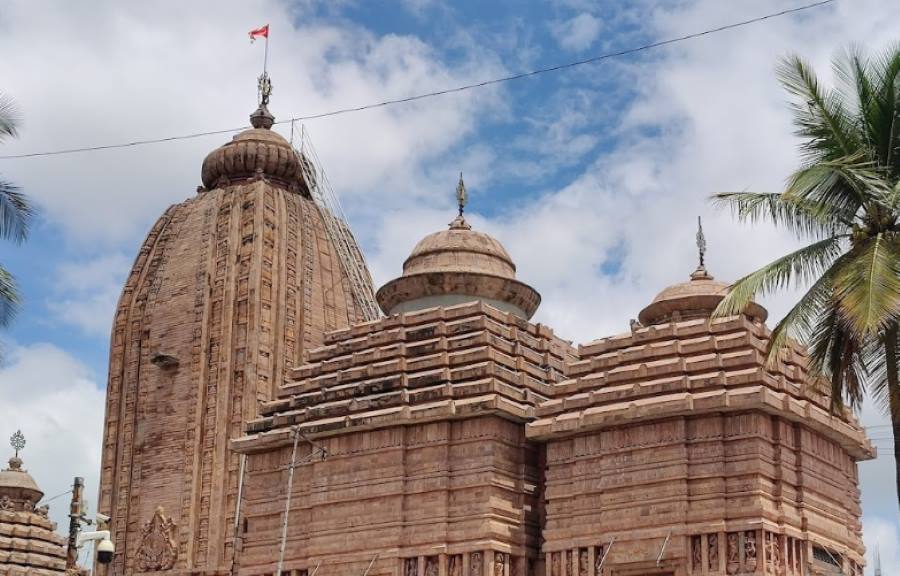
[10,430,24,458]
[456,173,467,217]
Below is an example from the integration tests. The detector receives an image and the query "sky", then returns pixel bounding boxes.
[0,0,897,572]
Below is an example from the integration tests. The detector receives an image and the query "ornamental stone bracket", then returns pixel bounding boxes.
[136,506,178,571]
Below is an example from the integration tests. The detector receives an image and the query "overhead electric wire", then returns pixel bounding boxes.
[0,0,836,161]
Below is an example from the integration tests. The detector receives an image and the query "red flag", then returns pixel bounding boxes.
[249,24,269,42]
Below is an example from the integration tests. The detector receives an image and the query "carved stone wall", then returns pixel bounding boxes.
[99,179,366,574]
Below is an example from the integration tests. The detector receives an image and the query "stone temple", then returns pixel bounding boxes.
[98,100,874,576]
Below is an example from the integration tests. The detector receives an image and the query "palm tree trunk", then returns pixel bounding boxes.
[886,324,900,511]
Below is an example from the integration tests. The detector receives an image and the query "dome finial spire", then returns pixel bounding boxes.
[692,215,710,279]
[456,172,467,217]
[449,173,471,230]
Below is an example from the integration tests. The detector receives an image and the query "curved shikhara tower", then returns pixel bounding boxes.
[98,102,376,574]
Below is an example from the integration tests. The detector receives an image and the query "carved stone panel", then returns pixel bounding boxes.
[765,532,781,574]
[471,552,484,576]
[425,556,439,576]
[726,532,739,575]
[565,550,573,576]
[692,535,702,571]
[578,548,588,576]
[494,552,507,576]
[744,530,758,572]
[136,506,178,571]
[449,555,463,576]
[708,534,719,572]
[551,552,561,576]
[405,557,418,576]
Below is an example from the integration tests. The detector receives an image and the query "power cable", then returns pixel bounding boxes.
[0,0,836,161]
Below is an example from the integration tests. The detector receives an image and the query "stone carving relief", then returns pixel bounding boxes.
[426,556,439,576]
[449,555,463,576]
[744,531,758,572]
[136,506,178,571]
[551,552,560,576]
[692,535,702,571]
[708,534,718,571]
[565,550,573,576]
[471,551,483,576]
[494,552,506,576]
[578,548,588,576]
[405,557,418,576]
[726,532,739,575]
[765,532,781,574]
[0,495,11,510]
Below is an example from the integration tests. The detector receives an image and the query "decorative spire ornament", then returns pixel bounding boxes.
[456,173,467,217]
[696,216,706,269]
[9,430,24,458]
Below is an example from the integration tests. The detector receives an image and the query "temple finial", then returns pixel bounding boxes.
[9,430,24,458]
[456,173,467,217]
[696,216,706,269]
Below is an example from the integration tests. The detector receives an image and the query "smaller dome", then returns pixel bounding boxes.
[403,215,516,278]
[201,104,310,192]
[377,211,540,319]
[638,266,768,326]
[0,456,42,503]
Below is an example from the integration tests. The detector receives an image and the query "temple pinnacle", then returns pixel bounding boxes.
[696,216,706,269]
[9,430,24,458]
[456,173,467,217]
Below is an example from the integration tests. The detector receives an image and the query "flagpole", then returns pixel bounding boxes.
[263,33,269,76]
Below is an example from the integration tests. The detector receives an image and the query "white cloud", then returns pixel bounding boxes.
[47,253,131,337]
[0,343,105,540]
[552,13,603,52]
[0,0,505,247]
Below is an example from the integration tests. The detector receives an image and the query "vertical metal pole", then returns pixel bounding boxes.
[230,453,247,576]
[276,429,301,576]
[264,35,269,75]
[66,477,84,571]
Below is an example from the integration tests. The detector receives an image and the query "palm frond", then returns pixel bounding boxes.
[714,236,845,318]
[778,55,860,161]
[867,44,900,173]
[860,323,900,416]
[0,265,20,328]
[0,94,19,142]
[784,153,887,216]
[834,233,900,334]
[806,302,868,411]
[0,181,33,243]
[763,258,847,366]
[711,191,849,239]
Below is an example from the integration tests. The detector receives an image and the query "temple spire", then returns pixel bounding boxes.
[691,216,711,280]
[9,430,24,459]
[456,173,467,217]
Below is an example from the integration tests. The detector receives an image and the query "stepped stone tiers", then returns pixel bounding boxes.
[232,213,572,576]
[0,448,68,575]
[528,266,873,576]
[98,103,374,575]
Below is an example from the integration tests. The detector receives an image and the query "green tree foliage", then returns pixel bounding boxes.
[713,46,900,509]
[0,94,34,327]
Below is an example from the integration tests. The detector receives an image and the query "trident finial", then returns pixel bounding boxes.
[9,430,25,458]
[456,173,467,217]
[696,216,706,269]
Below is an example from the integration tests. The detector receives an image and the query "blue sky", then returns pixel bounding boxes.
[0,0,899,572]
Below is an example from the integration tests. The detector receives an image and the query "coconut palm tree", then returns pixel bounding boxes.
[0,93,33,327]
[713,46,900,508]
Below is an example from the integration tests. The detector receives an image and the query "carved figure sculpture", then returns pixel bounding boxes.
[744,531,758,571]
[726,532,739,575]
[765,533,781,574]
[551,552,560,576]
[692,535,702,570]
[566,550,573,576]
[0,495,10,510]
[136,506,178,571]
[449,555,462,576]
[579,548,588,576]
[426,556,439,576]
[708,534,719,571]
[471,552,483,576]
[494,552,506,576]
[406,558,418,576]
